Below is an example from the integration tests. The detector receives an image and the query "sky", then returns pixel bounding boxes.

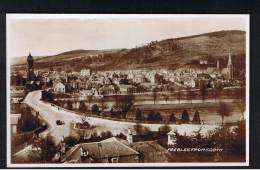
[7,14,248,58]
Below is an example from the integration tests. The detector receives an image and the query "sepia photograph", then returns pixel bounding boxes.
[6,14,249,167]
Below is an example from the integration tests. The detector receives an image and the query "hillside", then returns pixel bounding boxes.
[11,30,246,72]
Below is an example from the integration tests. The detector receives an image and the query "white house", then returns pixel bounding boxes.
[54,82,66,93]
[80,69,91,76]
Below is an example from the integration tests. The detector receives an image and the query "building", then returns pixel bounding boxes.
[99,86,115,95]
[10,86,26,104]
[118,84,137,94]
[226,52,234,79]
[80,69,91,77]
[62,138,140,163]
[11,113,21,134]
[221,52,234,80]
[133,75,146,84]
[27,53,34,82]
[128,141,173,163]
[53,82,66,93]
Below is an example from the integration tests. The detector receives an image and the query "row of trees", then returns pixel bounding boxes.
[135,109,201,124]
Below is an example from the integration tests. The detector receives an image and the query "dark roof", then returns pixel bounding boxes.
[128,141,173,162]
[63,139,139,162]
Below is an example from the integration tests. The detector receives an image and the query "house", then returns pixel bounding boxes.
[11,113,21,134]
[128,141,173,163]
[133,74,146,84]
[167,124,219,146]
[99,86,115,95]
[53,82,66,93]
[118,84,137,94]
[62,138,139,163]
[80,69,91,77]
[103,136,174,163]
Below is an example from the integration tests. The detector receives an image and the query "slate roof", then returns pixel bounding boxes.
[63,138,139,163]
[128,141,173,162]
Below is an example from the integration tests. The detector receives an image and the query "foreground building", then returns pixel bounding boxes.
[62,138,139,163]
[62,136,174,163]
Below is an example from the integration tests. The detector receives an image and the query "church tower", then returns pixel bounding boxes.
[227,52,233,79]
[27,52,34,81]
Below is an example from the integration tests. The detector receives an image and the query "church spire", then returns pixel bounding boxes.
[227,49,233,80]
[227,51,232,66]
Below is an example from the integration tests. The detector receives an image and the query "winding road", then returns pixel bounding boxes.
[23,90,175,143]
[23,90,243,145]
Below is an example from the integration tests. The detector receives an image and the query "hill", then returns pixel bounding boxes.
[11,30,246,72]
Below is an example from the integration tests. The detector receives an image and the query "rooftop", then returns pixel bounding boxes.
[63,138,139,162]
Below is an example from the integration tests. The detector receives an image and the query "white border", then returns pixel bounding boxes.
[6,14,250,168]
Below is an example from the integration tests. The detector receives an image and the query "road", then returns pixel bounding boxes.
[23,90,177,144]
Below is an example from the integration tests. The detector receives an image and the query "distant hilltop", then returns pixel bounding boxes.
[11,30,246,72]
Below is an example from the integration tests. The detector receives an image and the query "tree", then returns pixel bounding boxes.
[100,131,113,139]
[152,88,158,104]
[162,93,169,104]
[217,102,232,126]
[181,109,190,123]
[37,135,57,162]
[174,130,193,148]
[18,106,40,132]
[116,133,126,140]
[135,109,142,121]
[169,113,176,124]
[236,87,246,117]
[87,95,93,104]
[213,87,219,102]
[91,104,99,114]
[133,123,146,135]
[187,88,195,104]
[155,112,163,122]
[158,124,172,135]
[100,97,108,111]
[114,95,134,119]
[200,83,207,103]
[147,111,155,121]
[79,101,87,113]
[121,95,134,118]
[192,110,201,124]
[177,88,182,104]
[67,101,73,110]
[64,135,79,147]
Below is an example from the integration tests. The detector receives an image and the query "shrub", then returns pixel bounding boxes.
[91,104,99,114]
[64,135,79,147]
[181,109,190,123]
[135,109,142,121]
[169,113,176,124]
[158,124,172,135]
[192,110,201,124]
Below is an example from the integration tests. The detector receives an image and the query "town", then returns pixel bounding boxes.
[10,47,246,164]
